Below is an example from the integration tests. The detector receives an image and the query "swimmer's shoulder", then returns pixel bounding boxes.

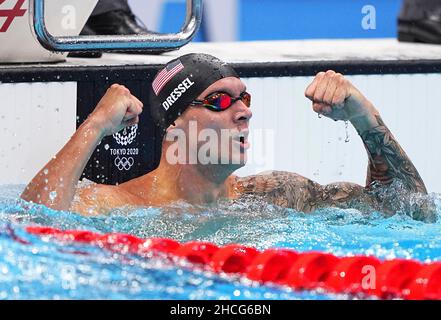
[232,170,377,213]
[232,170,321,212]
[233,170,317,192]
[71,181,139,216]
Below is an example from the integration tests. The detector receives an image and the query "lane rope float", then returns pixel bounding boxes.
[25,226,441,300]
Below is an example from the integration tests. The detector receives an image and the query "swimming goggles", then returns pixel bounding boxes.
[190,91,251,112]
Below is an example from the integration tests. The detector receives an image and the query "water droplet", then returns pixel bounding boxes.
[344,121,350,143]
[43,169,49,175]
[49,191,57,201]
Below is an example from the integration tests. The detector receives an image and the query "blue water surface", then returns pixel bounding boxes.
[0,184,440,300]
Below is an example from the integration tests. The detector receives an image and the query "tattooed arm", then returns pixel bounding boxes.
[356,115,426,193]
[303,70,427,194]
[235,71,434,221]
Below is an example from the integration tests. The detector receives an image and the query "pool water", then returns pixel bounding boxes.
[0,184,440,300]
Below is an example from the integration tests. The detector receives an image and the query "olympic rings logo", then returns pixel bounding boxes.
[113,124,138,146]
[114,156,134,171]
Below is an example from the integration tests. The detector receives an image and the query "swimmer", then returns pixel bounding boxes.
[21,53,434,220]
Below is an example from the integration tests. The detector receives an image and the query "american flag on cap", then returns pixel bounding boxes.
[152,59,184,96]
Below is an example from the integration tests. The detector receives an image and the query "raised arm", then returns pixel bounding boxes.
[235,71,433,221]
[304,70,427,194]
[21,84,143,211]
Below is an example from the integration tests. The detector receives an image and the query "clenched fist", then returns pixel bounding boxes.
[89,84,144,136]
[305,70,373,122]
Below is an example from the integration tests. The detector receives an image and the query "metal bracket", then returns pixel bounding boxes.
[31,0,203,52]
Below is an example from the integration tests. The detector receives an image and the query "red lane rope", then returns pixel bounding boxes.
[25,226,441,300]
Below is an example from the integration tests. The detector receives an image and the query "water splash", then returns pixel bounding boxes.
[0,184,440,299]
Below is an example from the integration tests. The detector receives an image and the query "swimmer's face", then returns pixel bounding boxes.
[168,77,252,168]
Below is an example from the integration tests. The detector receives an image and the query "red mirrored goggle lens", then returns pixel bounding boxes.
[207,93,231,110]
[219,94,232,110]
[203,92,251,111]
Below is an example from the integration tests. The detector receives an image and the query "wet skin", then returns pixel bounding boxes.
[21,72,433,220]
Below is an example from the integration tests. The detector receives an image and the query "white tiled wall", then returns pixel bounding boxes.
[0,82,77,184]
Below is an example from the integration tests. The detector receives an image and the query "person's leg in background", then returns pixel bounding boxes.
[91,0,131,16]
[398,0,441,44]
[86,0,149,35]
[68,0,154,58]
